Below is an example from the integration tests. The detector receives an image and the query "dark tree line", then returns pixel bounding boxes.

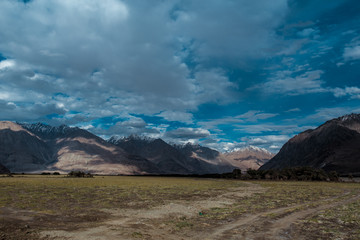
[199,167,339,181]
[67,171,93,178]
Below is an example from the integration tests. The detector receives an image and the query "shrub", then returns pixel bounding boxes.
[218,167,340,181]
[68,171,93,178]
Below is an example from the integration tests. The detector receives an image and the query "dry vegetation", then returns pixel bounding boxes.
[0,175,359,239]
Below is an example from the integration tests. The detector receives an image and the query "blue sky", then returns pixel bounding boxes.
[0,0,359,152]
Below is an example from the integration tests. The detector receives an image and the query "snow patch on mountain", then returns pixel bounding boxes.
[230,145,272,155]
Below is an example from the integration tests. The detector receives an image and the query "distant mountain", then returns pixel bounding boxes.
[20,122,77,139]
[0,121,276,175]
[175,143,234,173]
[109,135,189,174]
[222,146,274,171]
[1,122,159,175]
[109,136,233,174]
[0,121,54,172]
[260,113,360,175]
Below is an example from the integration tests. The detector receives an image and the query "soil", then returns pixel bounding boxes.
[1,182,359,240]
[212,192,360,240]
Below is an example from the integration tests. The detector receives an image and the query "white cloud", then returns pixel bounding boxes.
[164,127,210,140]
[198,110,277,131]
[192,68,236,104]
[258,70,326,95]
[269,145,281,151]
[0,59,15,70]
[235,110,278,121]
[1,0,267,122]
[285,108,301,112]
[157,111,193,124]
[173,0,288,62]
[333,86,360,99]
[234,124,315,135]
[297,28,318,38]
[344,45,360,61]
[87,116,161,138]
[306,106,360,123]
[241,135,291,147]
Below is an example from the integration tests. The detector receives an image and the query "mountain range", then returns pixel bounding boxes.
[260,113,360,175]
[2,113,360,175]
[0,121,273,175]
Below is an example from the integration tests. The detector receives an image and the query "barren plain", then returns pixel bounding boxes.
[1,175,359,240]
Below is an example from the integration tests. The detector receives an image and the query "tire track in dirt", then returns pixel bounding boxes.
[266,193,360,240]
[210,191,360,240]
[40,182,264,240]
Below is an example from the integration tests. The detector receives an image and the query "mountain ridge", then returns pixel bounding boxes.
[222,146,274,171]
[1,121,159,175]
[0,121,275,174]
[260,113,360,175]
[109,135,233,174]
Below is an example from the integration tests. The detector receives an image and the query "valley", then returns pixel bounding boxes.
[0,121,273,175]
[1,114,360,239]
[1,175,359,240]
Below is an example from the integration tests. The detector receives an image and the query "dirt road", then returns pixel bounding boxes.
[2,181,359,240]
[210,192,360,240]
[37,182,360,240]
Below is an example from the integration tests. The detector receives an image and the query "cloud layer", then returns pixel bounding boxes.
[0,0,360,152]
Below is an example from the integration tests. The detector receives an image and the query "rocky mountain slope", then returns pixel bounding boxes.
[260,113,360,175]
[0,121,54,172]
[222,146,274,171]
[109,136,234,174]
[0,121,275,175]
[0,121,159,175]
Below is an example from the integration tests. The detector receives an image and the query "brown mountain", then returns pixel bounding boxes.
[0,121,275,175]
[0,122,159,175]
[175,143,235,173]
[0,121,53,172]
[109,136,234,174]
[260,113,360,175]
[222,146,274,171]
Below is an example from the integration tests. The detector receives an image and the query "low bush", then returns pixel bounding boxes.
[67,171,93,178]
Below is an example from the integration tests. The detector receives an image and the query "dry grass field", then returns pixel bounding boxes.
[0,175,359,240]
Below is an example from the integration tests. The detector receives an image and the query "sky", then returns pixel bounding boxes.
[0,0,360,152]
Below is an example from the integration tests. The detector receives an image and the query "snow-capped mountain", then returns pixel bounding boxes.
[109,136,234,174]
[230,145,272,155]
[20,122,82,139]
[1,121,277,175]
[1,122,159,174]
[222,145,274,171]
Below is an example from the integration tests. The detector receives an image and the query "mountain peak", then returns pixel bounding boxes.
[108,134,154,144]
[260,113,360,174]
[324,113,360,133]
[336,113,360,122]
[20,122,81,139]
[231,145,271,155]
[0,121,27,132]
